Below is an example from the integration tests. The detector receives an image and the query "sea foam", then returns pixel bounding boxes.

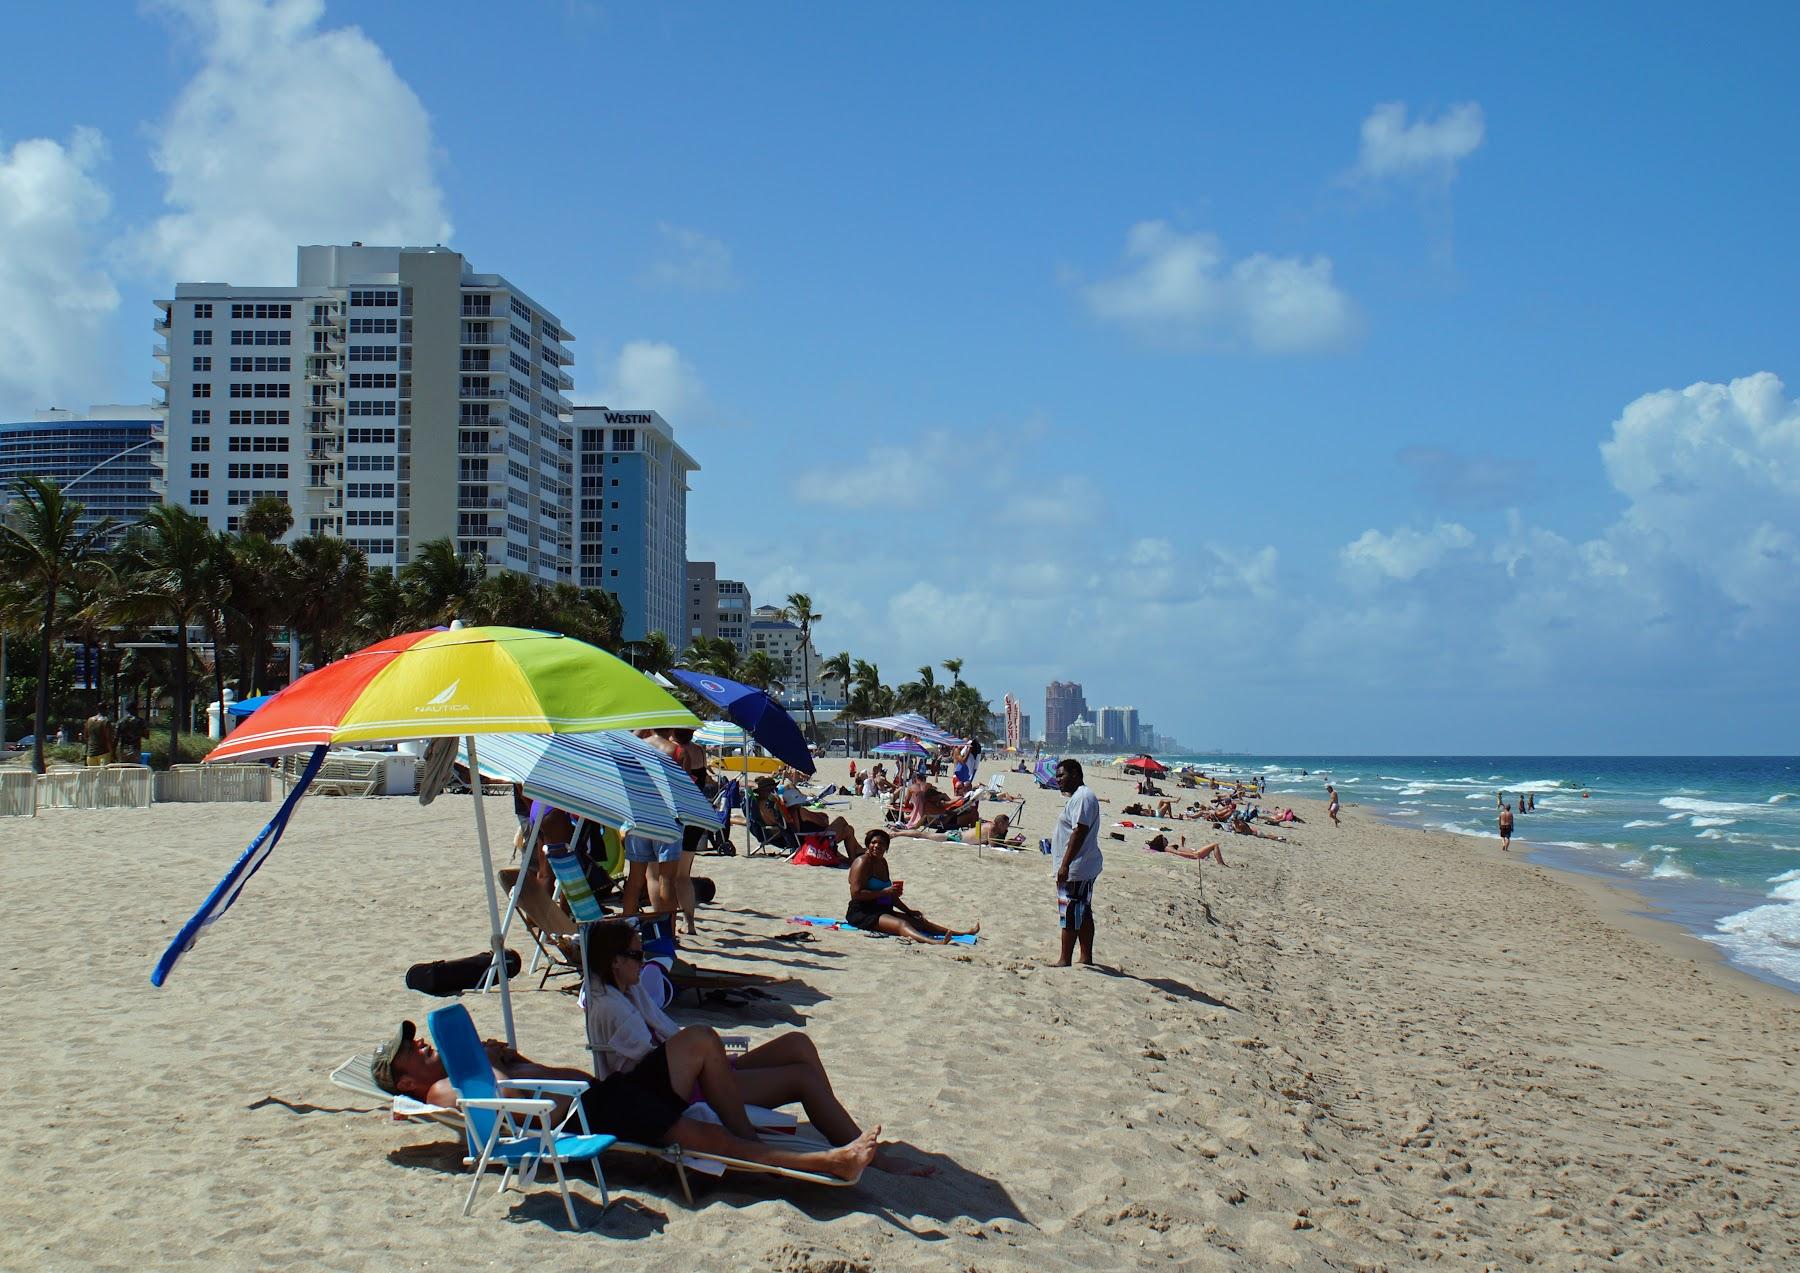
[1661,796,1764,816]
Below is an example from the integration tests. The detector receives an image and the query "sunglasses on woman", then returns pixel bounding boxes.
[619,949,646,963]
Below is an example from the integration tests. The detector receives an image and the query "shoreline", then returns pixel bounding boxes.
[1352,796,1800,1002]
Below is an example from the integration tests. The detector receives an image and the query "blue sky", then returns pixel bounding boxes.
[4,0,1797,752]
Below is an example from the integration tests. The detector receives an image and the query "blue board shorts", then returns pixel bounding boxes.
[624,835,683,864]
[1057,878,1095,930]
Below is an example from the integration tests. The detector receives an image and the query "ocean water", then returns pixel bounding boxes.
[1158,755,1800,994]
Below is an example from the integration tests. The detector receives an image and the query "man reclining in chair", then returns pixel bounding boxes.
[374,925,927,1181]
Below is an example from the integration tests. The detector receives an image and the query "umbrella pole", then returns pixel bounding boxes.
[466,735,517,1049]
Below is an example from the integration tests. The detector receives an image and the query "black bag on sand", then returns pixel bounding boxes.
[405,948,521,997]
[694,876,716,906]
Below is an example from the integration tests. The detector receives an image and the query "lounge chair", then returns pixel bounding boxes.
[497,868,585,988]
[745,796,800,858]
[330,1052,464,1128]
[427,1003,616,1228]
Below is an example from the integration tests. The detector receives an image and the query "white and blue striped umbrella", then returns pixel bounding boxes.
[856,712,966,747]
[694,720,748,748]
[462,731,722,843]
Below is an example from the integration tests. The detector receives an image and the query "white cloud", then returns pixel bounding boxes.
[1599,372,1800,614]
[129,0,451,282]
[1340,521,1475,583]
[596,340,706,420]
[1080,221,1360,354]
[643,222,738,291]
[1353,101,1485,183]
[0,129,119,415]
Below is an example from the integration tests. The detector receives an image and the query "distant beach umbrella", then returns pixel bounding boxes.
[856,712,966,747]
[693,720,749,749]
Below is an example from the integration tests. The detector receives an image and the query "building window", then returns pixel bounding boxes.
[349,289,399,308]
[347,400,397,416]
[226,462,289,480]
[190,463,209,479]
[193,329,213,346]
[190,436,210,452]
[610,478,619,487]
[347,455,396,472]
[227,436,291,453]
[229,382,291,399]
[230,329,290,346]
[346,482,395,499]
[227,409,290,426]
[193,303,213,319]
[191,489,209,506]
[348,345,397,362]
[229,303,292,319]
[347,373,397,389]
[229,355,291,372]
[346,427,397,444]
[192,355,212,372]
[610,569,618,578]
[191,409,211,426]
[349,317,399,334]
[193,383,212,398]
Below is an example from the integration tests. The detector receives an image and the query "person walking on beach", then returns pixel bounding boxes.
[1498,801,1514,851]
[1327,784,1340,827]
[1051,758,1103,966]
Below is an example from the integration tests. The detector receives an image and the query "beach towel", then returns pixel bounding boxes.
[788,915,977,945]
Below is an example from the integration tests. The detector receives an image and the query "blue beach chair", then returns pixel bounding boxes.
[426,1004,616,1229]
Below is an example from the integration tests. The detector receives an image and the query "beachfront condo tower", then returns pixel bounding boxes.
[154,245,576,582]
[571,407,696,644]
[687,560,753,654]
[0,405,164,545]
[1044,680,1088,748]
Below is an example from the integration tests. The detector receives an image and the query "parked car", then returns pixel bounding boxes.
[7,734,37,751]
[824,738,849,754]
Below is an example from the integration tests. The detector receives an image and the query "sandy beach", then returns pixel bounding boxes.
[5,758,1797,1270]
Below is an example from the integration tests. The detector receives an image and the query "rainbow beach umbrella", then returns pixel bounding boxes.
[156,626,699,1048]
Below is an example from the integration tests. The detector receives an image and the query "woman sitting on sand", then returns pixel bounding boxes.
[845,829,980,944]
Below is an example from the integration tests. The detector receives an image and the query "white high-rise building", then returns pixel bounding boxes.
[154,245,575,580]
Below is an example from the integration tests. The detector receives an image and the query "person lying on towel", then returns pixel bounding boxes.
[890,812,1022,846]
[844,829,980,944]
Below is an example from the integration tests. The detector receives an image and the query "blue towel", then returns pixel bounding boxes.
[791,915,976,945]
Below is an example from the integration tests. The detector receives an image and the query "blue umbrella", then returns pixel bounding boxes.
[872,738,929,756]
[227,694,273,719]
[668,669,815,775]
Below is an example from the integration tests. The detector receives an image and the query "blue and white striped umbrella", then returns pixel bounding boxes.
[872,737,930,756]
[856,712,966,747]
[694,720,748,748]
[461,731,722,843]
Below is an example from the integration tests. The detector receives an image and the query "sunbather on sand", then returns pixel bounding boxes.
[845,830,980,944]
[889,812,1021,846]
[1145,833,1227,864]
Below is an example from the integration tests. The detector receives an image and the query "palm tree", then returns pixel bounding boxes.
[820,649,853,751]
[778,592,822,742]
[118,503,217,767]
[679,635,741,677]
[290,535,369,666]
[578,588,626,652]
[945,681,994,742]
[943,656,964,686]
[897,664,941,718]
[222,530,300,694]
[0,477,111,772]
[354,567,407,644]
[739,649,785,693]
[399,538,486,626]
[620,630,676,676]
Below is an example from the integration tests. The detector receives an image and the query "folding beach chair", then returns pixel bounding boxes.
[745,794,800,858]
[427,1003,616,1229]
[329,1053,464,1129]
[497,868,584,988]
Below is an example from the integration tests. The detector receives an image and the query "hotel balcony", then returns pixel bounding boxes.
[459,357,493,372]
[306,312,344,331]
[457,439,506,456]
[305,360,345,383]
[152,370,169,390]
[153,344,170,362]
[459,384,507,401]
[541,332,574,365]
[457,495,506,511]
[154,316,171,336]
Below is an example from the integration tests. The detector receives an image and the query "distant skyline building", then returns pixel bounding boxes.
[686,560,752,653]
[572,407,695,643]
[0,405,163,544]
[155,244,576,581]
[1095,705,1139,749]
[1044,680,1087,748]
[1064,719,1099,749]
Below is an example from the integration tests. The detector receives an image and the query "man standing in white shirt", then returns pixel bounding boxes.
[1052,758,1103,966]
